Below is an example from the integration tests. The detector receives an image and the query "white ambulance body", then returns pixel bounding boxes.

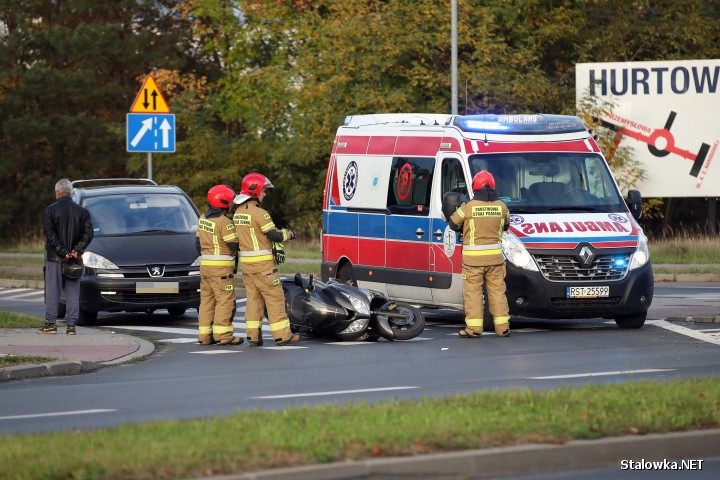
[321,114,653,329]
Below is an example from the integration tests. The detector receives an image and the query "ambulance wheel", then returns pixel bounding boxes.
[614,312,646,329]
[338,264,357,287]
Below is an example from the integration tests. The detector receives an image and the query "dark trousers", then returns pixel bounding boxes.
[44,261,80,326]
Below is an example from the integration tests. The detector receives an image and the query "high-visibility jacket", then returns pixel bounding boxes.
[450,199,510,267]
[196,211,238,268]
[233,200,293,274]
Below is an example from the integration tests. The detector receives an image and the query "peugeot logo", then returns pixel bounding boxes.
[148,265,165,277]
[578,246,594,265]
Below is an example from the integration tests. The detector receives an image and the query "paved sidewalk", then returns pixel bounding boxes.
[0,325,155,381]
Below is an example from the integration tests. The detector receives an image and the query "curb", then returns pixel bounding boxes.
[216,429,720,480]
[666,315,720,323]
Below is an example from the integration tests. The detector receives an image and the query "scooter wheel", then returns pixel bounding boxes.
[373,302,425,341]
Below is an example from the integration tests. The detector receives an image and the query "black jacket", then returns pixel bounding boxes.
[44,196,94,262]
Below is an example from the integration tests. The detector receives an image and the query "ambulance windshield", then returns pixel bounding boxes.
[468,152,626,213]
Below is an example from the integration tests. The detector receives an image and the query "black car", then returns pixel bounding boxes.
[60,179,201,325]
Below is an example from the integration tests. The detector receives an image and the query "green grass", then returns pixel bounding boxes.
[649,236,720,264]
[0,354,58,367]
[0,377,717,480]
[0,311,46,328]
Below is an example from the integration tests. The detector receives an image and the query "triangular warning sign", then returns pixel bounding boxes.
[130,74,171,113]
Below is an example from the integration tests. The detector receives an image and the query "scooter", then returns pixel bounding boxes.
[282,273,425,341]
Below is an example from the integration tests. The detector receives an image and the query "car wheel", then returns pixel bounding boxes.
[615,312,646,329]
[167,307,187,316]
[77,309,98,326]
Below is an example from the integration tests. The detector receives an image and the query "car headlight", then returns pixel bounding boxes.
[501,231,538,271]
[629,227,650,270]
[82,252,119,270]
[191,255,201,267]
[343,292,370,316]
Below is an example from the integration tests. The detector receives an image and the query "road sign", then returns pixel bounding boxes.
[130,74,171,113]
[126,114,175,153]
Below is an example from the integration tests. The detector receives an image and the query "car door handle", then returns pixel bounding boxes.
[434,229,443,239]
[415,228,425,238]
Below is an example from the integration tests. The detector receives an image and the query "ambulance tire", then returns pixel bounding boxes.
[614,312,646,329]
[338,264,357,287]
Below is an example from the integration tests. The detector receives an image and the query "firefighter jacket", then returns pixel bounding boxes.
[449,194,509,267]
[196,209,238,269]
[233,200,294,274]
[44,196,94,262]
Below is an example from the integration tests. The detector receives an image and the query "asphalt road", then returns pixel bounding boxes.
[0,282,719,436]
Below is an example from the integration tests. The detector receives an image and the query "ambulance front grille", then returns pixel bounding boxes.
[533,254,631,282]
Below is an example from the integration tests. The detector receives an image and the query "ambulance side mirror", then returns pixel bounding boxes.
[442,191,466,221]
[626,189,643,220]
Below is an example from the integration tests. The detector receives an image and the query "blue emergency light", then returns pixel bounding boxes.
[613,257,628,268]
[454,114,587,135]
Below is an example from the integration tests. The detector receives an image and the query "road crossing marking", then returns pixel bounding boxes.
[3,291,45,300]
[0,409,116,421]
[530,369,675,380]
[190,350,241,355]
[648,320,720,346]
[250,386,419,399]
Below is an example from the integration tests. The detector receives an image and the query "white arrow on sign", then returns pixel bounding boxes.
[130,118,153,147]
[159,118,172,148]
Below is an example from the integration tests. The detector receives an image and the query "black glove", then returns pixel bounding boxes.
[287,229,297,240]
[272,242,285,264]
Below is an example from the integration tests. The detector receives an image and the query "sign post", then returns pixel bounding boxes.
[126,74,174,180]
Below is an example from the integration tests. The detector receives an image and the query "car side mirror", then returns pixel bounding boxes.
[626,189,643,220]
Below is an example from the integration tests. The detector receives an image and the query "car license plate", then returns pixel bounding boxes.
[136,282,179,294]
[566,286,609,298]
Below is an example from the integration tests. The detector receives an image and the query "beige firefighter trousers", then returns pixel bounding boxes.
[198,266,237,344]
[243,267,293,344]
[461,263,511,335]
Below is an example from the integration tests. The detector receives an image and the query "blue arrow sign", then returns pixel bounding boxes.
[126,113,176,153]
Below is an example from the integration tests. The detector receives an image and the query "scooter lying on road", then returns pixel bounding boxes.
[282,273,425,341]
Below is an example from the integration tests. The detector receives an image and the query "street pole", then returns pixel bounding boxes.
[451,0,458,115]
[148,152,153,181]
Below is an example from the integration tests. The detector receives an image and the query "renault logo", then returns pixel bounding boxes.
[578,246,594,265]
[148,265,165,277]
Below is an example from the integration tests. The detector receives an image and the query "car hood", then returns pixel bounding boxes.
[85,233,198,267]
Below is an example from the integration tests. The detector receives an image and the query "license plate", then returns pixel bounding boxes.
[566,286,609,298]
[136,282,179,294]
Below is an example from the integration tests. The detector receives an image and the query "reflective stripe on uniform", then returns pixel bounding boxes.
[199,326,212,334]
[469,218,476,245]
[269,318,290,331]
[223,232,238,242]
[201,259,235,266]
[240,249,273,263]
[246,320,262,329]
[260,221,275,233]
[462,248,502,256]
[464,244,501,251]
[240,250,272,257]
[202,254,235,260]
[494,316,510,326]
[213,325,234,334]
[465,318,483,327]
[455,208,465,218]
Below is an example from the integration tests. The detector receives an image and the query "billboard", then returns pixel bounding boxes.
[576,60,720,197]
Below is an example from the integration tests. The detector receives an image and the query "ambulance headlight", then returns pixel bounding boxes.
[629,229,650,270]
[82,252,119,270]
[501,231,538,272]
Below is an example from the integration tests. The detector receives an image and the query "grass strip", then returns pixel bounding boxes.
[0,311,45,328]
[0,355,58,367]
[0,377,718,480]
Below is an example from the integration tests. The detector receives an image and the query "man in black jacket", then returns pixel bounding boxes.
[41,178,94,335]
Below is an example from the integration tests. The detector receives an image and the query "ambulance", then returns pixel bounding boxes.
[320,113,653,329]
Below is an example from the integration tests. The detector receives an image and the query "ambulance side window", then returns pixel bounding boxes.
[441,158,468,200]
[386,156,435,216]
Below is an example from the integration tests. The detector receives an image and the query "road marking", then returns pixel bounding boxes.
[648,320,720,346]
[530,369,675,380]
[0,288,32,295]
[0,409,116,421]
[3,291,45,300]
[158,338,200,344]
[251,386,419,399]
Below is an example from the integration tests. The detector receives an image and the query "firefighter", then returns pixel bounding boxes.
[196,185,243,345]
[232,173,299,346]
[447,170,511,337]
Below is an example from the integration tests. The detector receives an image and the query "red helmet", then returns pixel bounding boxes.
[472,170,496,190]
[207,185,235,208]
[235,173,274,204]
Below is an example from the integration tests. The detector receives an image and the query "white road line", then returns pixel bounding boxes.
[0,409,116,421]
[158,338,201,344]
[251,386,419,399]
[648,320,720,346]
[190,350,241,355]
[4,291,45,300]
[530,369,675,380]
[0,288,32,295]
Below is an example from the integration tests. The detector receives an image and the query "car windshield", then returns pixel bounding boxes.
[83,193,199,236]
[468,152,626,214]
